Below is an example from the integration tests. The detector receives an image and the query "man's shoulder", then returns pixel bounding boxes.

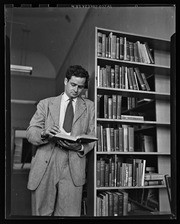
[38,96,59,105]
[82,98,94,106]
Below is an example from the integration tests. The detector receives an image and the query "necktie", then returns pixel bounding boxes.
[63,98,74,133]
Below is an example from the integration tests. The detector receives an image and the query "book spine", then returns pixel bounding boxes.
[110,68,115,88]
[106,127,111,152]
[118,127,123,152]
[96,160,101,187]
[116,37,120,60]
[103,128,107,152]
[114,65,119,88]
[108,97,112,119]
[129,41,134,61]
[111,34,116,59]
[119,37,124,60]
[102,67,107,87]
[102,34,106,58]
[106,65,111,88]
[144,42,155,64]
[97,32,102,57]
[128,126,134,152]
[112,95,117,119]
[100,159,105,187]
[110,127,115,152]
[134,67,146,91]
[141,73,151,91]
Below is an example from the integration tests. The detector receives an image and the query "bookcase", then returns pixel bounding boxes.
[87,27,171,217]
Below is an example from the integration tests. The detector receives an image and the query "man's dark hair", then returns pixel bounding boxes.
[66,65,89,84]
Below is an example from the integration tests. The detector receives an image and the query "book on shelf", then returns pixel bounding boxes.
[106,65,111,87]
[97,125,134,152]
[143,135,155,152]
[97,156,147,187]
[144,173,165,181]
[119,190,129,216]
[144,42,155,64]
[96,31,155,65]
[134,67,146,91]
[53,133,98,143]
[121,114,144,121]
[110,68,115,88]
[114,65,119,88]
[144,180,164,186]
[96,190,129,216]
[116,37,120,60]
[119,36,124,60]
[97,32,102,57]
[129,41,135,62]
[137,98,153,105]
[141,73,151,91]
[110,33,117,59]
[102,33,106,58]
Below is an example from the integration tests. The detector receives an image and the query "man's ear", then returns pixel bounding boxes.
[64,78,68,85]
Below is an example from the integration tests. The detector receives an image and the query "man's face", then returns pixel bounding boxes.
[64,75,86,98]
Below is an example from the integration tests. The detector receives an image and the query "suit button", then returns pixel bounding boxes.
[45,161,48,163]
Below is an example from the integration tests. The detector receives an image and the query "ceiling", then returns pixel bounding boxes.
[5,7,90,78]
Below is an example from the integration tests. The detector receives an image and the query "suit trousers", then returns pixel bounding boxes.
[31,147,83,216]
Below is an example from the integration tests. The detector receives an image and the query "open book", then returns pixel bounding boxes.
[53,133,98,143]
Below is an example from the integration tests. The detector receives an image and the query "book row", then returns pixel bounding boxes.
[97,157,146,187]
[96,157,164,188]
[96,190,129,216]
[97,94,144,119]
[97,31,155,64]
[97,65,151,91]
[97,124,135,152]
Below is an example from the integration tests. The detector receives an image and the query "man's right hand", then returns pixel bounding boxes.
[41,125,60,140]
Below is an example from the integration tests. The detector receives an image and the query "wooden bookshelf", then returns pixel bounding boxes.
[87,27,171,217]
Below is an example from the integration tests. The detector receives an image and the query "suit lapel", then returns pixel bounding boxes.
[49,95,86,129]
[49,94,62,125]
[73,97,86,125]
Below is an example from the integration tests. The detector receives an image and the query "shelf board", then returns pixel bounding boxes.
[96,152,170,156]
[13,163,31,170]
[97,56,170,69]
[96,118,170,126]
[11,99,37,105]
[96,87,170,100]
[96,185,166,190]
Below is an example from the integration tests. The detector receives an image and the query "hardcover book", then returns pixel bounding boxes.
[53,133,98,143]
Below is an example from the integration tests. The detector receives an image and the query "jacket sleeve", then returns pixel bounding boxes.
[77,102,95,157]
[26,99,49,146]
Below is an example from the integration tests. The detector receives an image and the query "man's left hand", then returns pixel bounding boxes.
[57,139,82,151]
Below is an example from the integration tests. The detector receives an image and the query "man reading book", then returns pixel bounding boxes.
[26,65,95,216]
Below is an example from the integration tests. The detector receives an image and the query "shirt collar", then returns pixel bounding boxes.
[62,92,77,103]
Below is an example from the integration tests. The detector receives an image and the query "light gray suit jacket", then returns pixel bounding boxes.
[26,94,95,190]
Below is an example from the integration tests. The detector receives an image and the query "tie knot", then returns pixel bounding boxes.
[68,98,73,102]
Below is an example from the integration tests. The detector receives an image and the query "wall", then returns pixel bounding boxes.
[11,75,56,129]
[56,6,175,95]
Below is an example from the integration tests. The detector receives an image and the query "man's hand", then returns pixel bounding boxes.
[41,125,60,139]
[57,139,82,151]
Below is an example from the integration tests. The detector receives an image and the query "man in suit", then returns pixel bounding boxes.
[26,65,95,216]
